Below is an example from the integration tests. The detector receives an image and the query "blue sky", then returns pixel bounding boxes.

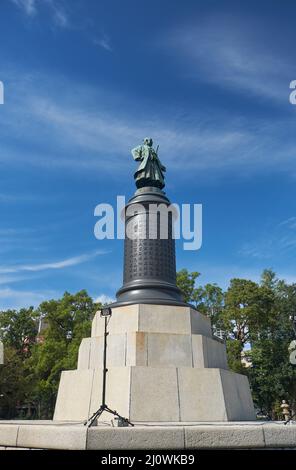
[0,0,296,309]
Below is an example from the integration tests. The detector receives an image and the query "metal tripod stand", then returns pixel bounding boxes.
[84,308,134,427]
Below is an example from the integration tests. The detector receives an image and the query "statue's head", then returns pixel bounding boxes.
[143,137,153,147]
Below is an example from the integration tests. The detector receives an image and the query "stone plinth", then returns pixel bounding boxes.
[77,333,228,369]
[91,304,213,337]
[54,304,255,422]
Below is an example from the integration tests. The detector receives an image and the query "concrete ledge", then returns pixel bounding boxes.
[17,425,87,450]
[0,424,19,447]
[263,424,296,448]
[0,446,32,450]
[185,425,265,448]
[0,422,296,450]
[87,427,185,450]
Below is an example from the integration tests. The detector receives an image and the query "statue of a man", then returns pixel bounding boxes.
[131,138,166,189]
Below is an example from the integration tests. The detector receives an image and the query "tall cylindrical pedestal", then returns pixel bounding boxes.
[112,187,186,307]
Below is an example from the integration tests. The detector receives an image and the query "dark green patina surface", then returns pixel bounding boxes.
[132,137,166,189]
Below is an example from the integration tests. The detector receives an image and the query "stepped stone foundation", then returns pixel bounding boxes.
[54,304,255,422]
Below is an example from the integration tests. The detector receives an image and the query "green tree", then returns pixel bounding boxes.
[225,339,246,374]
[176,269,200,304]
[260,268,278,290]
[0,306,39,418]
[0,347,28,419]
[220,277,274,374]
[176,269,225,329]
[25,290,99,418]
[197,283,225,327]
[222,278,274,346]
[249,338,295,418]
[0,307,39,357]
[248,276,296,417]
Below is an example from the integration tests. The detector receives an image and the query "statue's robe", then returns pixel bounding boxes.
[131,144,166,189]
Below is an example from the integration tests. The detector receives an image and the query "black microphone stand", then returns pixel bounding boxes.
[84,308,134,427]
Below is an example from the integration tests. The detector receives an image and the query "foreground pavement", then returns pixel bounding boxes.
[0,420,296,450]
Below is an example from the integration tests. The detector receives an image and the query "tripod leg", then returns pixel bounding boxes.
[84,315,109,428]
[284,412,296,425]
[104,405,134,427]
[85,405,105,427]
[84,312,134,428]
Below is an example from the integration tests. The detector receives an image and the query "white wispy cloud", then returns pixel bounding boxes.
[0,250,107,274]
[10,0,69,28]
[0,75,251,174]
[1,68,296,179]
[0,287,58,309]
[239,242,274,260]
[94,34,112,52]
[194,263,265,289]
[50,2,69,28]
[163,13,296,102]
[0,193,23,203]
[0,192,46,203]
[0,229,19,236]
[27,96,251,168]
[11,0,37,16]
[95,294,115,305]
[279,217,296,230]
[185,261,296,290]
[0,274,32,286]
[239,216,296,260]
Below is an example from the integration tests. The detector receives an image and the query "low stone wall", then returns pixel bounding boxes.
[0,421,296,450]
[0,447,34,450]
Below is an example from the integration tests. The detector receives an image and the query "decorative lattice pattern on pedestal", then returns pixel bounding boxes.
[124,211,176,284]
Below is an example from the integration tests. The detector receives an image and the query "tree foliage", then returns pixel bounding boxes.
[248,274,296,417]
[0,307,39,357]
[176,268,296,417]
[176,269,201,304]
[0,290,99,419]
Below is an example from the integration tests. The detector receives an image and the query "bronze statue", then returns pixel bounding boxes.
[131,138,166,189]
